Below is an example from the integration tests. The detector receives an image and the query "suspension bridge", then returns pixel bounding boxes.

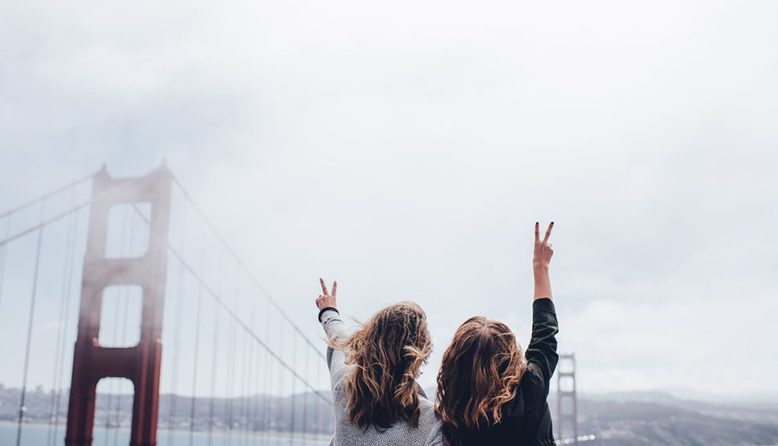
[0,164,333,446]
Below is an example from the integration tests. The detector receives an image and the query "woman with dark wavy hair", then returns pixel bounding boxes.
[315,279,442,446]
[435,222,560,446]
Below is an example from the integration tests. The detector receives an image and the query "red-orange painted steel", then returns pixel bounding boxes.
[65,165,172,446]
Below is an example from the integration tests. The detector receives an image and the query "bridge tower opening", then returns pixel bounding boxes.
[65,165,172,446]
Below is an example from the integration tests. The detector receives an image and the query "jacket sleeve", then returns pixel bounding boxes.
[319,308,352,388]
[524,298,559,395]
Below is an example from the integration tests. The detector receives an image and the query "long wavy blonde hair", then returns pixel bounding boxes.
[332,302,432,430]
[435,316,527,445]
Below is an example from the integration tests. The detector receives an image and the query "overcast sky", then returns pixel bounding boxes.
[1,0,777,402]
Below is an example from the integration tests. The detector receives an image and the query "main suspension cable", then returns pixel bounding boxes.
[0,172,93,220]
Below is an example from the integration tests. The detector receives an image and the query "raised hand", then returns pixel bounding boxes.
[533,222,554,270]
[533,222,554,300]
[315,278,338,310]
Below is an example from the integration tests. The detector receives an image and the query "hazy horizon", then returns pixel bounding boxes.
[3,378,778,405]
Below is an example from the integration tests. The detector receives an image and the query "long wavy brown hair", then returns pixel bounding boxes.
[331,302,432,430]
[435,316,527,445]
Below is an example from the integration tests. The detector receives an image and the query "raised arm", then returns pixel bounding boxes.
[525,222,559,393]
[315,278,351,386]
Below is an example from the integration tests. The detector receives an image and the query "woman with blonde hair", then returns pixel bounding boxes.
[315,279,442,445]
[435,222,559,446]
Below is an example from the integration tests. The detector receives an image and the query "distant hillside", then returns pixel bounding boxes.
[0,385,334,435]
[570,391,778,446]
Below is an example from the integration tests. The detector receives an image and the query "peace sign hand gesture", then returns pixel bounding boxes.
[533,221,555,270]
[315,278,338,310]
[533,222,554,300]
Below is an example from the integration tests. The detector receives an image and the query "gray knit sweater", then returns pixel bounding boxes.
[319,308,443,446]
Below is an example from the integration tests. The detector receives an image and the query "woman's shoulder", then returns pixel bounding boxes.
[417,395,444,444]
[497,372,545,420]
[521,365,546,393]
[515,369,550,413]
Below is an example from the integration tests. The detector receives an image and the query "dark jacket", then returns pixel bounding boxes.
[455,298,559,446]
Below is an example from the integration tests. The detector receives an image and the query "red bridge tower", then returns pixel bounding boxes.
[65,165,172,446]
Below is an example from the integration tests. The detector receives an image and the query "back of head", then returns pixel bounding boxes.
[336,302,432,430]
[435,316,526,446]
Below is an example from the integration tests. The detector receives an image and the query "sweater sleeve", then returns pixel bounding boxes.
[319,308,352,388]
[524,298,559,395]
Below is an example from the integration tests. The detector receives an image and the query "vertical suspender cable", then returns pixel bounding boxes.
[223,255,235,446]
[241,282,250,446]
[0,214,10,314]
[251,316,263,444]
[234,280,244,444]
[301,344,309,442]
[240,323,248,445]
[189,241,206,446]
[167,259,184,445]
[15,201,46,446]
[278,324,286,441]
[226,292,236,445]
[207,307,220,446]
[237,279,246,445]
[316,353,323,437]
[289,336,296,445]
[168,199,188,446]
[263,305,272,444]
[188,283,203,446]
[207,248,224,446]
[246,286,257,445]
[47,187,77,446]
[52,198,82,445]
